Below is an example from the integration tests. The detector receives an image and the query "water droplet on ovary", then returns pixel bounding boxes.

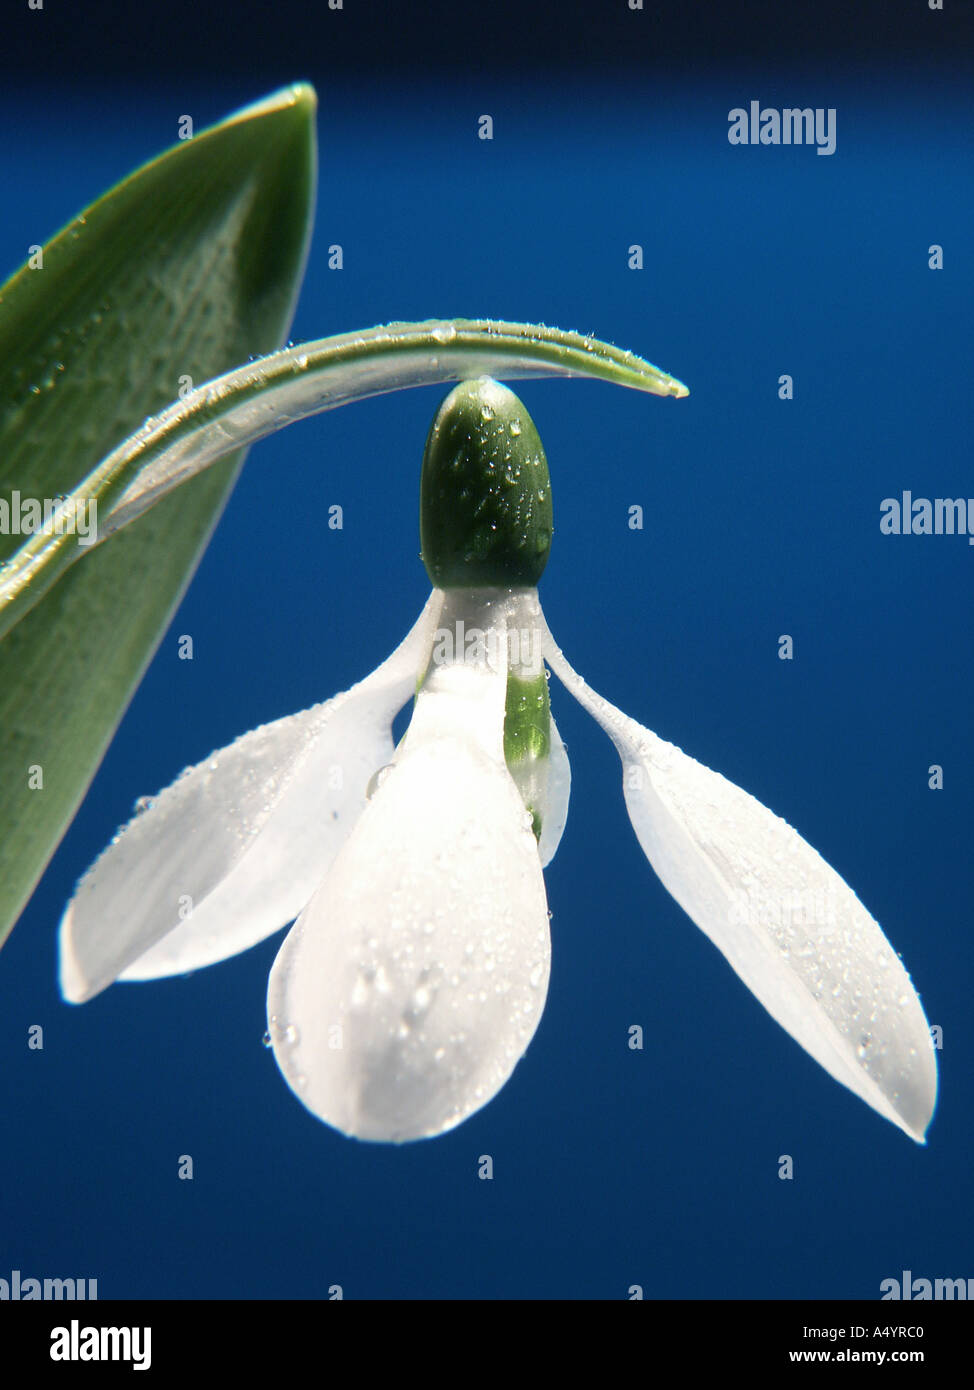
[480,402,495,421]
[509,420,521,436]
[261,1029,272,1048]
[432,323,456,344]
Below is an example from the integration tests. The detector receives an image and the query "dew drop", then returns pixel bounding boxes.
[366,764,395,799]
[261,1029,272,1048]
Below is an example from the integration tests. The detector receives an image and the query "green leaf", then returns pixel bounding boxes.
[0,85,317,950]
[0,320,688,632]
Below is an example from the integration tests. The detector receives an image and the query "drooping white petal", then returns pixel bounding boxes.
[59,593,444,1003]
[499,588,570,867]
[267,590,551,1142]
[542,623,938,1143]
[538,712,571,869]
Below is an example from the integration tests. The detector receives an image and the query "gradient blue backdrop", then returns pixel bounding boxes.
[0,9,971,1300]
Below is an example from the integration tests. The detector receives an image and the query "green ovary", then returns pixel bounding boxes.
[419,378,553,590]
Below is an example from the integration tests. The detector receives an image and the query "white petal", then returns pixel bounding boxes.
[543,624,938,1143]
[538,711,570,869]
[267,594,551,1142]
[489,587,570,867]
[59,593,444,1003]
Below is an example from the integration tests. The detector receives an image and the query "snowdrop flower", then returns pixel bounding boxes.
[60,379,938,1144]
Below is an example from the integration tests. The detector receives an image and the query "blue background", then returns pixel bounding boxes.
[0,2,971,1301]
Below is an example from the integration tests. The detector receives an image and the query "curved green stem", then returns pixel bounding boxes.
[0,318,687,640]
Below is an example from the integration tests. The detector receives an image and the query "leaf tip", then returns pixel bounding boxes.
[224,82,318,128]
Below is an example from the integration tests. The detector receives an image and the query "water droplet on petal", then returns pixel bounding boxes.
[366,764,396,799]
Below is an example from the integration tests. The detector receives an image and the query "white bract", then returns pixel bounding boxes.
[59,379,937,1144]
